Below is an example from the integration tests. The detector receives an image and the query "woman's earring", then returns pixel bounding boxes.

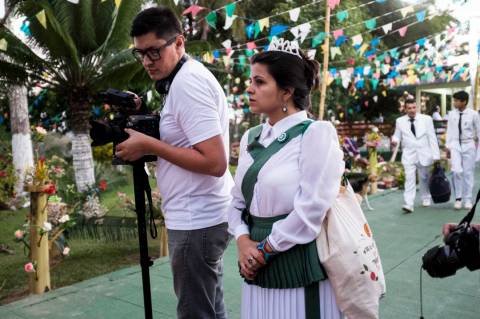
[282,104,288,112]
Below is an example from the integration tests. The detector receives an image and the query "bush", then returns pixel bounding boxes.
[0,143,16,209]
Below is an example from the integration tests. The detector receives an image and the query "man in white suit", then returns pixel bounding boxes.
[446,91,480,210]
[391,98,440,213]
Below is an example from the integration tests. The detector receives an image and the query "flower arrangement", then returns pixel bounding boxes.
[365,126,381,149]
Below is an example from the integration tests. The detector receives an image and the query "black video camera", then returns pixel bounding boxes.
[422,189,480,278]
[90,88,160,165]
[422,224,480,278]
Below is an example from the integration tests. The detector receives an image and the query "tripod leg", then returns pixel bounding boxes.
[133,163,153,319]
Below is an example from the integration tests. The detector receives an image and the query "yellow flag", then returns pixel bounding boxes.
[359,44,368,55]
[115,0,122,8]
[0,38,7,51]
[36,10,47,29]
[258,17,269,32]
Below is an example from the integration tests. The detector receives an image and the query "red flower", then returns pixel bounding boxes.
[370,272,377,281]
[42,184,56,195]
[0,171,7,177]
[99,179,107,192]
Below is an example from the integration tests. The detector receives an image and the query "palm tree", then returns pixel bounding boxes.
[0,0,147,191]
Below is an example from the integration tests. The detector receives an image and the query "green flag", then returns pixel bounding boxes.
[206,11,217,29]
[226,3,236,17]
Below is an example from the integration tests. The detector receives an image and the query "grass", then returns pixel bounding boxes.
[0,179,161,305]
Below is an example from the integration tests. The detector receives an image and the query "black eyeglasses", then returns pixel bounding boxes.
[132,36,178,62]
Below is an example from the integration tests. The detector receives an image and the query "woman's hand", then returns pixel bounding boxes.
[237,235,266,280]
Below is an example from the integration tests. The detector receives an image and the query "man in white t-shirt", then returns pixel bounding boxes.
[116,6,233,319]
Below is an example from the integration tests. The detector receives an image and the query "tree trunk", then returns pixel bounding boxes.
[71,133,95,192]
[9,85,34,199]
[69,95,95,192]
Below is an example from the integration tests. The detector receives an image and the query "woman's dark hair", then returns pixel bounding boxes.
[130,6,183,39]
[251,50,320,110]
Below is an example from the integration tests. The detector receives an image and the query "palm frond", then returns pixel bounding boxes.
[96,0,143,58]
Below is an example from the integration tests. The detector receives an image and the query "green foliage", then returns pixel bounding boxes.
[92,143,114,163]
[0,141,16,209]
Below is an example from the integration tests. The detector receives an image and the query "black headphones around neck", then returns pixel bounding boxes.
[155,55,188,95]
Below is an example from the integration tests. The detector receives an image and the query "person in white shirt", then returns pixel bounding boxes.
[228,38,345,319]
[391,98,440,213]
[432,105,443,121]
[446,91,480,210]
[116,7,232,318]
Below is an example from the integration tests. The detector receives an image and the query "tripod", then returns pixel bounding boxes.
[132,162,157,319]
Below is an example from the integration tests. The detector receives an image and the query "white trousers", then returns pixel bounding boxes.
[451,146,476,202]
[403,163,431,206]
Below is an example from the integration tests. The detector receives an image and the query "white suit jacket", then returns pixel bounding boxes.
[392,114,440,166]
[445,108,480,152]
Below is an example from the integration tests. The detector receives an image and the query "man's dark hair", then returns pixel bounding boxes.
[130,6,183,39]
[453,91,469,104]
[405,98,416,105]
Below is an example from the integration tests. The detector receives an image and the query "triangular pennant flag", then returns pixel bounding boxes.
[206,11,217,29]
[270,25,288,38]
[375,0,386,3]
[416,10,426,22]
[312,32,326,48]
[398,26,408,37]
[335,35,347,46]
[330,47,342,59]
[290,22,311,43]
[182,5,205,17]
[365,18,376,30]
[289,8,300,22]
[400,5,413,18]
[66,0,79,3]
[246,42,256,50]
[336,10,348,22]
[382,23,392,34]
[307,49,316,60]
[370,37,380,47]
[221,39,232,49]
[359,44,369,55]
[222,55,231,67]
[174,0,180,4]
[224,15,237,30]
[370,78,379,90]
[333,29,343,40]
[351,34,363,46]
[239,55,246,69]
[245,24,254,39]
[114,0,122,8]
[254,22,261,38]
[36,10,47,29]
[328,0,341,10]
[0,38,7,51]
[225,3,236,17]
[258,18,270,32]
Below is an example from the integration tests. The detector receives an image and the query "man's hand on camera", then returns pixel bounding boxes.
[443,223,480,241]
[125,91,142,110]
[116,128,153,161]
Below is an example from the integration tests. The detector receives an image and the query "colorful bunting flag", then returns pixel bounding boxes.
[351,34,363,46]
[206,11,217,29]
[0,38,7,51]
[289,8,301,22]
[335,35,347,46]
[331,47,342,59]
[365,18,376,30]
[270,25,288,38]
[400,6,413,18]
[333,29,344,40]
[416,10,426,22]
[246,42,257,50]
[224,15,237,30]
[328,0,341,10]
[114,0,122,8]
[312,32,326,47]
[36,10,47,29]
[245,24,255,39]
[382,23,392,34]
[336,10,348,22]
[290,22,311,43]
[182,5,205,17]
[226,3,236,17]
[66,0,79,3]
[398,26,408,37]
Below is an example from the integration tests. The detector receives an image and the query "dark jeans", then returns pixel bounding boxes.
[167,222,230,319]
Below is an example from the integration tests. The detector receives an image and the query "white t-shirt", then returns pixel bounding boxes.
[156,59,233,230]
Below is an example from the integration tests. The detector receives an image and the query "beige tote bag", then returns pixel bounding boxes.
[317,183,386,319]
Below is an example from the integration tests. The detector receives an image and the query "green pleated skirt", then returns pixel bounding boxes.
[247,214,327,289]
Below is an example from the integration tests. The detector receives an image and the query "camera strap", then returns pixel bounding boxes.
[155,55,188,95]
[140,165,158,239]
[458,188,480,226]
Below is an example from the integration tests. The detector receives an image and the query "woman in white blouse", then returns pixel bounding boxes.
[228,39,345,319]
